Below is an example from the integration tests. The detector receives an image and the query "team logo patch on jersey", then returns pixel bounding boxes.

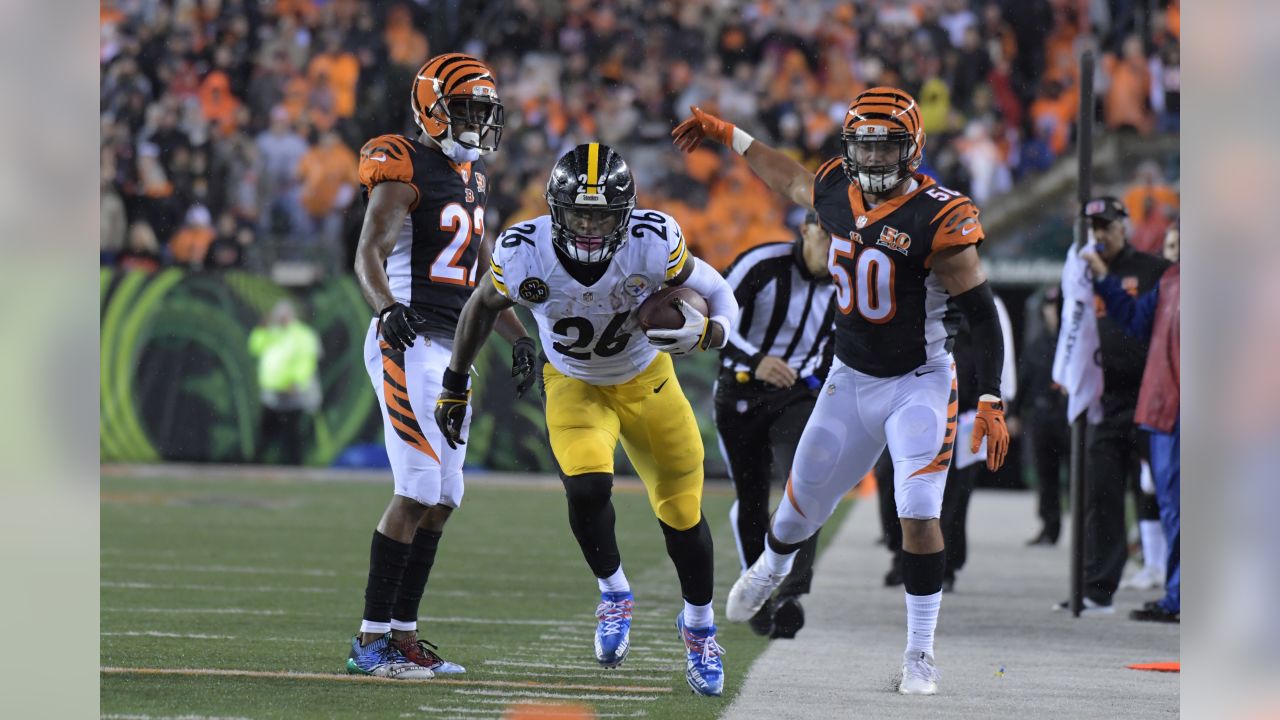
[519,277,550,303]
[465,188,475,203]
[621,274,650,298]
[877,226,912,254]
[476,173,486,193]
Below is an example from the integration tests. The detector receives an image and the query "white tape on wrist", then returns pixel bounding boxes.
[731,127,754,155]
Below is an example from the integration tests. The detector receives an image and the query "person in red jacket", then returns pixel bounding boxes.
[1083,224,1180,623]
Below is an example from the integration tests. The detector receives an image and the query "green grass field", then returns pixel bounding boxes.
[102,469,850,720]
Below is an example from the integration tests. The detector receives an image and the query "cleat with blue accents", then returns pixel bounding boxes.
[392,635,466,674]
[676,612,725,697]
[345,634,434,680]
[594,591,633,667]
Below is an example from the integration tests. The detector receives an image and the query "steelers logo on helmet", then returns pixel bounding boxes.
[840,87,925,194]
[545,143,637,265]
[411,53,505,162]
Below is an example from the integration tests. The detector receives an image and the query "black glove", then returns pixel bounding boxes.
[511,337,537,398]
[434,367,470,449]
[379,302,424,352]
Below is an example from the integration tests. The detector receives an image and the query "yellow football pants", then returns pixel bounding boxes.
[542,352,705,530]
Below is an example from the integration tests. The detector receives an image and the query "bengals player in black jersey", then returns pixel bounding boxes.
[674,88,1009,696]
[345,53,533,680]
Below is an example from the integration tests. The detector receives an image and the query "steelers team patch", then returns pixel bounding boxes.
[622,273,650,298]
[519,277,550,304]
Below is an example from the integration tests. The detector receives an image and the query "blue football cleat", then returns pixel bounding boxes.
[676,612,725,696]
[345,634,433,679]
[594,591,633,668]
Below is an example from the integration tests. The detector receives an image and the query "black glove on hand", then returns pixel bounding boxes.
[511,337,537,398]
[379,302,423,352]
[434,367,470,450]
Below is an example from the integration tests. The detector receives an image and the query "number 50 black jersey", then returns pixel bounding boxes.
[358,134,488,341]
[811,160,985,377]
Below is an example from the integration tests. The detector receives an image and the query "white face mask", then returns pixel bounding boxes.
[439,130,482,163]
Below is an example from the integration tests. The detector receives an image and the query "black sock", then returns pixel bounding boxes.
[391,528,442,625]
[562,472,622,578]
[767,526,806,555]
[362,530,412,627]
[660,516,715,606]
[901,550,946,596]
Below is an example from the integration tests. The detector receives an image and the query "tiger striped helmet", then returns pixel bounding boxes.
[411,53,504,155]
[840,87,925,193]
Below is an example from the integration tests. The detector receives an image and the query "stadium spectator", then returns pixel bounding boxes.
[295,130,359,273]
[1123,161,1180,255]
[1083,224,1181,623]
[1102,35,1153,134]
[248,299,322,465]
[169,205,217,268]
[116,222,163,274]
[256,106,310,236]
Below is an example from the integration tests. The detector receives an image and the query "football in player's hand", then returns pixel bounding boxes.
[637,286,709,330]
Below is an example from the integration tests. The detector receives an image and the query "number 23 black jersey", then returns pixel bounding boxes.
[358,134,488,341]
[811,160,984,377]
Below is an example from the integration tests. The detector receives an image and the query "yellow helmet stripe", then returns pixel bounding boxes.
[586,142,600,189]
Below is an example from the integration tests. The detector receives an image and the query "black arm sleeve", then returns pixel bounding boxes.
[951,281,1004,399]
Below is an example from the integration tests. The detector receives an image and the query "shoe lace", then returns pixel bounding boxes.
[905,652,939,681]
[683,628,726,669]
[393,636,446,666]
[596,598,633,637]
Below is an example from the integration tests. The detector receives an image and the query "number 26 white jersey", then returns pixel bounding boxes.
[489,210,690,385]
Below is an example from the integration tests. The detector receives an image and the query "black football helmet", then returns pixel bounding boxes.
[545,143,636,264]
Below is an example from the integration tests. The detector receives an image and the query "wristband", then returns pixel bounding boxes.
[442,367,470,393]
[731,127,754,155]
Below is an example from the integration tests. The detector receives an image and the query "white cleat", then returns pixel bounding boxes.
[725,556,789,622]
[898,650,939,695]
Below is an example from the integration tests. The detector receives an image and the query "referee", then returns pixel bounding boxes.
[714,211,835,639]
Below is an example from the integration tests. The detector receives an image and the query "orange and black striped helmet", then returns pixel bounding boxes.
[840,87,925,193]
[411,53,504,154]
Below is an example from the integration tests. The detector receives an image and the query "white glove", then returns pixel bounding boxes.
[645,299,713,356]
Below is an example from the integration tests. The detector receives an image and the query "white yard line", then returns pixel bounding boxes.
[101,667,671,694]
[103,631,238,640]
[102,607,286,616]
[102,563,337,577]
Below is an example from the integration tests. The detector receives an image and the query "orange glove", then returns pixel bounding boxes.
[671,106,736,153]
[970,397,1010,472]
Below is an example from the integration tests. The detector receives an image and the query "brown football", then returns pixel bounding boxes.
[637,286,710,330]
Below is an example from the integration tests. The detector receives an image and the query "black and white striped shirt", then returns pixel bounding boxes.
[720,241,836,380]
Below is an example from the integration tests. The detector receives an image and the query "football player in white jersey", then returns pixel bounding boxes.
[434,143,739,697]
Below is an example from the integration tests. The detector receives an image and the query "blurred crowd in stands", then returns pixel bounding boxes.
[100,0,1180,275]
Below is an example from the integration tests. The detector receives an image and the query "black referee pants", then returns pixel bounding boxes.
[714,378,821,598]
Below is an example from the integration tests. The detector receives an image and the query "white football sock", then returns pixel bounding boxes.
[359,620,391,635]
[905,590,942,656]
[761,542,796,577]
[598,566,631,594]
[1140,520,1166,570]
[683,600,714,629]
